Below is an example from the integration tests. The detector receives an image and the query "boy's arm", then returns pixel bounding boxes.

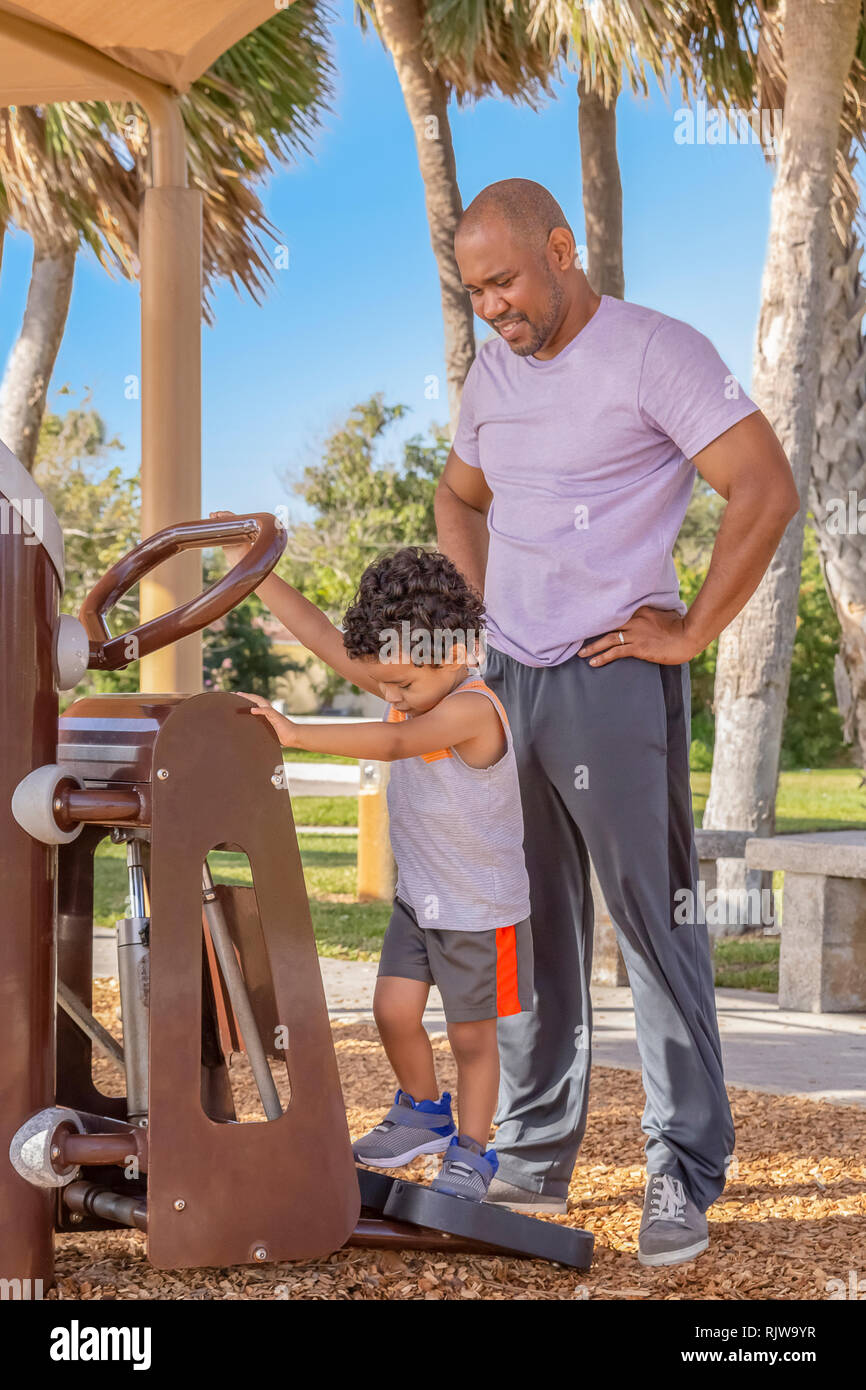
[255,571,383,697]
[238,690,494,761]
[208,512,382,697]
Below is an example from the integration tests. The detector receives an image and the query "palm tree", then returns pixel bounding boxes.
[806,25,866,772]
[424,2,758,300]
[361,0,755,433]
[575,1,759,297]
[812,199,866,771]
[357,0,565,432]
[0,2,335,472]
[702,0,863,904]
[0,101,139,470]
[736,3,866,772]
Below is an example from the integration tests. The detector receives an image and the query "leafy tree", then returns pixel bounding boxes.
[677,493,846,770]
[278,395,449,618]
[202,553,297,696]
[32,396,142,706]
[268,396,448,706]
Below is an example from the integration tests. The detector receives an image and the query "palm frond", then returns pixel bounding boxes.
[0,3,336,318]
[421,0,568,104]
[418,0,761,111]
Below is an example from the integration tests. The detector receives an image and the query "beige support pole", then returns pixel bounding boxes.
[0,12,204,694]
[357,761,396,902]
[139,177,204,694]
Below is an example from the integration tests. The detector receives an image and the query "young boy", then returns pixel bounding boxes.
[212,516,533,1202]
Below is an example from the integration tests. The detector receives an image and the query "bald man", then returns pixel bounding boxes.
[435,178,799,1266]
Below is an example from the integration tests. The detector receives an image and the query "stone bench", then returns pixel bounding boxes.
[745,831,866,1013]
[693,830,752,892]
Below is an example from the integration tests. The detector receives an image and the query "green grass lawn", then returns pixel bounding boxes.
[282,748,357,766]
[291,795,357,827]
[93,831,385,962]
[91,766,864,977]
[691,767,866,832]
[712,932,780,992]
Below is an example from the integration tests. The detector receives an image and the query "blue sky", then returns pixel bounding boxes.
[0,1,786,522]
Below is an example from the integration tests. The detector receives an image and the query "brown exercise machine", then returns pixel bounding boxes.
[1,445,593,1286]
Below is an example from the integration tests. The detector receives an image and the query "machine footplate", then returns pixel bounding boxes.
[357,1166,396,1216]
[356,1167,593,1270]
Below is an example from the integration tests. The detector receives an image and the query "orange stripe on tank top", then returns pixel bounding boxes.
[495,926,521,1016]
[387,703,452,760]
[460,679,510,728]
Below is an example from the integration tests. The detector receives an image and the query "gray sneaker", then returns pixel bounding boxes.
[352,1089,455,1168]
[638,1173,709,1266]
[484,1176,567,1215]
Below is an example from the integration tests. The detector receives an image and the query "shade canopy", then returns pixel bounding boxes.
[0,0,278,102]
[0,0,285,695]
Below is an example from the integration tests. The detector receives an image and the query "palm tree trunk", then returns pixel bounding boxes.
[810,206,866,769]
[372,0,476,434]
[0,233,76,472]
[577,70,625,299]
[702,0,860,921]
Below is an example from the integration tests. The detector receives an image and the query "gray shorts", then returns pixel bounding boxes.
[378,896,534,1023]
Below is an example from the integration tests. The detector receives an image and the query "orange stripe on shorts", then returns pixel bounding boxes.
[495,925,521,1017]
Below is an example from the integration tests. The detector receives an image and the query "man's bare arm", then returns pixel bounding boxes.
[434,449,492,597]
[578,410,801,667]
[682,411,800,653]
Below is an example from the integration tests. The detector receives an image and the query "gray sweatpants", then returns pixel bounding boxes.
[484,640,735,1212]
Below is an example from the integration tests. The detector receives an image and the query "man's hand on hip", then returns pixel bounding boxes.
[577,606,697,667]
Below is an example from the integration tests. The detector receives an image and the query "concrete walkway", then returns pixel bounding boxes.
[91,933,866,1108]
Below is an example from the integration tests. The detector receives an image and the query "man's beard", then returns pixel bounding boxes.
[499,273,565,357]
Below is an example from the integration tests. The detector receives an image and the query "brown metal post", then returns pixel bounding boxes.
[0,455,62,1288]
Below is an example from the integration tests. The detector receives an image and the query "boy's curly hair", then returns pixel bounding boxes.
[342,547,485,663]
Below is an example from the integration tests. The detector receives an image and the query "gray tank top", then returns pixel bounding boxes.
[385,674,531,933]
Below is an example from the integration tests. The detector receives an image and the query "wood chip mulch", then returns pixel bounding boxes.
[48,979,866,1301]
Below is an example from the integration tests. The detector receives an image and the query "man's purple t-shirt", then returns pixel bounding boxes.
[453,294,759,667]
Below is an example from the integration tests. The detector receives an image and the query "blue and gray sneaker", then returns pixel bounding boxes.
[352,1089,455,1168]
[431,1134,499,1202]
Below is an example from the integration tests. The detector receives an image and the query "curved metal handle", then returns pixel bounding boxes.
[79,513,286,670]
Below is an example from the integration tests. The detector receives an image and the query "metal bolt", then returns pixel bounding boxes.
[253,1246,268,1262]
[53,796,63,812]
[270,771,283,789]
[156,768,169,780]
[69,1213,83,1225]
[173,1198,185,1211]
[50,1145,62,1161]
